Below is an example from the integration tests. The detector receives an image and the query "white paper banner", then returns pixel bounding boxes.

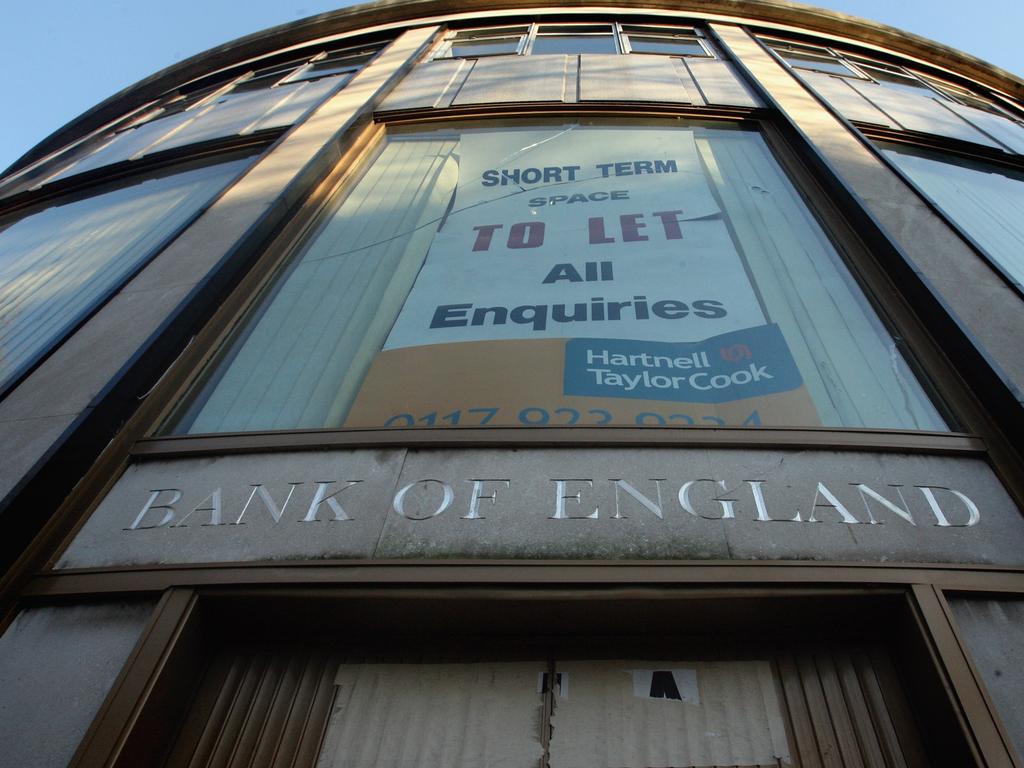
[384,126,766,349]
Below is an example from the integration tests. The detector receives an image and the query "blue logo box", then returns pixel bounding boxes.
[564,324,804,403]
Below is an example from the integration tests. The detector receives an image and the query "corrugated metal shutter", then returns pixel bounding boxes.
[777,646,928,768]
[164,646,337,768]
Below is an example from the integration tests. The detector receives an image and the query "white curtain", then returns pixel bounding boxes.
[698,129,945,429]
[182,138,459,432]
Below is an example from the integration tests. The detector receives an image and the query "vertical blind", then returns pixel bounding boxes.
[178,139,458,433]
[700,131,945,429]
[169,125,945,433]
[0,155,251,393]
[881,143,1024,291]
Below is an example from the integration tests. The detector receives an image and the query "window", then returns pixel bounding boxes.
[530,24,618,55]
[878,142,1024,290]
[765,40,860,77]
[763,37,1020,118]
[845,56,942,99]
[128,41,385,130]
[621,25,712,57]
[0,154,254,394]
[443,26,531,57]
[436,23,714,59]
[3,39,388,194]
[163,121,946,434]
[921,76,1023,119]
[282,47,382,85]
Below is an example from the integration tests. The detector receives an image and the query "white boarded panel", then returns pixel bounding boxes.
[579,54,692,103]
[147,86,307,152]
[42,112,197,183]
[683,58,761,108]
[799,70,896,127]
[549,660,790,768]
[45,81,338,184]
[943,100,1024,154]
[672,58,706,105]
[453,55,568,105]
[316,662,546,768]
[848,79,1001,147]
[247,78,342,132]
[380,59,472,111]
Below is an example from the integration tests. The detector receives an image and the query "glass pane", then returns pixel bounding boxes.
[943,88,1002,112]
[627,36,707,56]
[229,58,311,92]
[0,155,252,394]
[531,34,618,55]
[167,123,946,434]
[536,24,614,35]
[170,138,460,433]
[779,51,858,77]
[316,662,547,768]
[880,143,1024,289]
[449,38,523,57]
[622,25,699,36]
[291,51,378,82]
[228,71,291,93]
[922,77,1007,113]
[451,26,530,40]
[863,67,938,97]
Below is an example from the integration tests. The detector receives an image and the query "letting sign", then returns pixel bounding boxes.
[344,127,818,429]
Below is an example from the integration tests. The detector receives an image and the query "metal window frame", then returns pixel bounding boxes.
[434,24,534,58]
[524,22,621,55]
[618,22,714,57]
[846,55,953,100]
[0,145,266,402]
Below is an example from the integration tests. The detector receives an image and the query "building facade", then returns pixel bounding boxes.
[1,1,1024,766]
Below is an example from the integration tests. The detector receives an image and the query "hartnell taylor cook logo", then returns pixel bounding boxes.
[125,475,980,531]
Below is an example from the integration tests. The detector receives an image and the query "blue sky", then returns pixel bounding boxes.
[2,0,1022,173]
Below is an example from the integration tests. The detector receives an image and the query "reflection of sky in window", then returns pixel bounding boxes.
[0,157,250,390]
[882,144,1024,290]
